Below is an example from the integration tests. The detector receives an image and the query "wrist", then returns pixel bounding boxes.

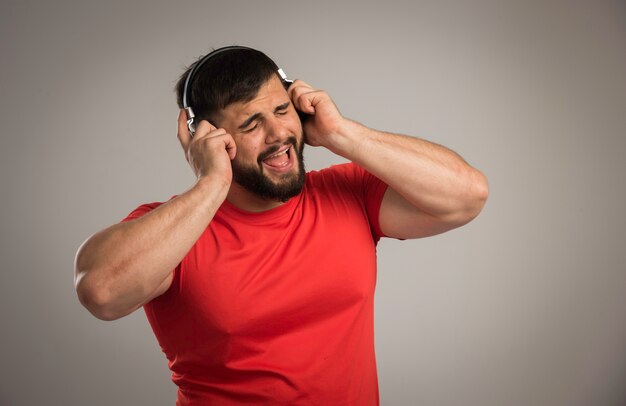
[324,118,368,159]
[194,174,231,201]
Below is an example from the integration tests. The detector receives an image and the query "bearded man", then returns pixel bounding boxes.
[75,46,488,405]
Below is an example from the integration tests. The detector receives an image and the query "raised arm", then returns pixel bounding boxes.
[289,80,488,239]
[74,112,236,320]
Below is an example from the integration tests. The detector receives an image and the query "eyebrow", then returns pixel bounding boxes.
[238,101,291,130]
[238,113,262,130]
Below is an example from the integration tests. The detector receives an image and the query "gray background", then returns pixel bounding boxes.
[1,0,625,405]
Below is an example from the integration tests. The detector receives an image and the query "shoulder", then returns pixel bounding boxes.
[305,162,365,187]
[305,162,386,193]
[121,196,177,222]
[304,163,388,241]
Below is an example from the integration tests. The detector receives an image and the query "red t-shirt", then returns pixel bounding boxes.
[123,163,388,405]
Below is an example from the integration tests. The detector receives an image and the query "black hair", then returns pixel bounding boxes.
[175,46,281,124]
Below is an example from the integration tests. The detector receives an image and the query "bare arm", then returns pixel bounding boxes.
[289,80,488,239]
[330,122,488,238]
[74,112,236,320]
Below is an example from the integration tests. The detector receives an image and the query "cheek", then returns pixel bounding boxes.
[233,141,262,165]
[287,114,303,138]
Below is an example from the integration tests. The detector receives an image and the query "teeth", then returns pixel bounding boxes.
[267,147,290,159]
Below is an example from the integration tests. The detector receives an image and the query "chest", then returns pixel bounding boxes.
[179,194,378,337]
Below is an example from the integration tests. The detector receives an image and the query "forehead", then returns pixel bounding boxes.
[220,76,289,120]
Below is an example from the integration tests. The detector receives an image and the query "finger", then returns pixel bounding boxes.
[191,120,225,147]
[296,90,328,115]
[287,79,314,102]
[223,134,237,160]
[177,109,191,151]
[289,82,320,114]
[194,119,218,137]
[290,79,313,90]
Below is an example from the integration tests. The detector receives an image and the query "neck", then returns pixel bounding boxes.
[226,182,287,212]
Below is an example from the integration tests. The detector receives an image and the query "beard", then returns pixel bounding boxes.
[231,136,306,202]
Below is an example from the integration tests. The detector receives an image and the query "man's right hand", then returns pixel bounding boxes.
[76,111,236,321]
[177,110,236,185]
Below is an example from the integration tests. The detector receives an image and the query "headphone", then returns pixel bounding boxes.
[182,46,293,136]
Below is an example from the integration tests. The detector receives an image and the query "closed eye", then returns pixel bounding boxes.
[239,101,291,133]
[242,123,259,133]
[275,101,290,115]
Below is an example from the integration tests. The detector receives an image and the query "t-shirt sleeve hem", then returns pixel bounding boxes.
[367,179,389,241]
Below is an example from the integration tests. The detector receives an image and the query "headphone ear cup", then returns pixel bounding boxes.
[298,111,309,124]
[184,108,196,137]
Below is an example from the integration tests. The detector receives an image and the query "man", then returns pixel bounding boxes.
[75,46,488,405]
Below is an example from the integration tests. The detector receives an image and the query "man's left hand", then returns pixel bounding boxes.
[287,80,345,148]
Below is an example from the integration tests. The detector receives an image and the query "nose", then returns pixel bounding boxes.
[264,115,291,145]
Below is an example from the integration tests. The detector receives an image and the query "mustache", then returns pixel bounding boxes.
[257,136,298,164]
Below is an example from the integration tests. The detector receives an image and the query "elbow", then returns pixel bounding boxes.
[75,274,126,321]
[445,169,489,227]
[74,252,127,321]
[463,169,489,222]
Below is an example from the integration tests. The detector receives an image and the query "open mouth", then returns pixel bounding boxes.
[262,145,292,169]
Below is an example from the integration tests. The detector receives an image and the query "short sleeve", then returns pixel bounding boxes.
[352,164,389,240]
[318,163,389,240]
[121,201,165,222]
